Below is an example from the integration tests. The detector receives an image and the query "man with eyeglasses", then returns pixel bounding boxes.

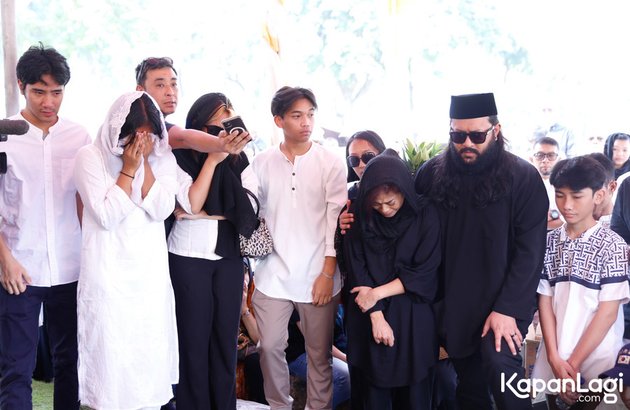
[414,93,548,410]
[530,136,564,230]
[134,57,249,155]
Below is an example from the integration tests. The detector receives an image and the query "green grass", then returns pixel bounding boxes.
[32,380,54,410]
[32,380,91,410]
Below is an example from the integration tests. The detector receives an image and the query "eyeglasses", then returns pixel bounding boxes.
[135,57,174,84]
[533,152,558,161]
[449,126,494,144]
[347,152,376,167]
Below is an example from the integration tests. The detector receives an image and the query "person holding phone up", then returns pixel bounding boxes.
[167,92,258,410]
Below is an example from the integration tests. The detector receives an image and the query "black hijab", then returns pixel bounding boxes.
[604,132,630,179]
[172,93,258,258]
[356,149,423,252]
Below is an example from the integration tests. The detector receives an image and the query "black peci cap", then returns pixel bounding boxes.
[450,93,498,119]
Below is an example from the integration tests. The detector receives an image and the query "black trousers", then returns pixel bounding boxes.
[349,364,431,410]
[450,320,532,410]
[0,282,79,410]
[169,253,244,410]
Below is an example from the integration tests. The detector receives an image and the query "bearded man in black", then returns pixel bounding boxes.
[415,93,548,410]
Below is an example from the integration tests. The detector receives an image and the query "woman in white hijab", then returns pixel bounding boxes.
[73,91,178,410]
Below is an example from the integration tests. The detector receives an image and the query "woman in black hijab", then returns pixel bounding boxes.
[604,132,630,179]
[342,149,441,409]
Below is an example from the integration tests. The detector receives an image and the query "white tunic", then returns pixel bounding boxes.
[74,92,179,410]
[251,142,347,302]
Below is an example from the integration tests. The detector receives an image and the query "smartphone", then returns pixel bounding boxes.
[221,115,248,135]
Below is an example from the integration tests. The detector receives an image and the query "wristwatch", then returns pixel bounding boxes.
[550,209,560,220]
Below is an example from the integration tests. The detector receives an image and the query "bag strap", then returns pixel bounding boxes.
[242,187,260,217]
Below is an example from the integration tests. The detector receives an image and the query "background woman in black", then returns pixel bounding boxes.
[604,132,630,179]
[342,149,440,409]
[345,130,387,200]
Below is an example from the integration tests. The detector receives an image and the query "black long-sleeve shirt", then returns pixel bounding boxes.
[414,153,548,358]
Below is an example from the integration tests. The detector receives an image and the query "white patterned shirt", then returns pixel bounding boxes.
[533,222,630,381]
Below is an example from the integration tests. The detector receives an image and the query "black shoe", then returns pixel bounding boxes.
[160,399,176,410]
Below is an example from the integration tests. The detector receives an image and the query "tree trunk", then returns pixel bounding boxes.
[1,0,19,117]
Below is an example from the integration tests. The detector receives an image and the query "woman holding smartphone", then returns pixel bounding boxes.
[167,93,258,409]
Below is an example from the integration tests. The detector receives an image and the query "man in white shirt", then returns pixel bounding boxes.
[0,44,91,409]
[530,136,563,230]
[251,86,347,410]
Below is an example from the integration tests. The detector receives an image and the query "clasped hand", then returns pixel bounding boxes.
[351,286,378,312]
[370,311,395,347]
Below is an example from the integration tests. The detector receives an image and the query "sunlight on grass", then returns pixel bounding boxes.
[32,380,53,410]
[32,380,91,410]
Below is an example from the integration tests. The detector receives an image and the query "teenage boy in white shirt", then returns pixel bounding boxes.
[0,43,91,410]
[533,156,629,407]
[251,86,347,410]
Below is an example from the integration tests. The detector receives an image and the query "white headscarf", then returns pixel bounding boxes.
[94,91,173,205]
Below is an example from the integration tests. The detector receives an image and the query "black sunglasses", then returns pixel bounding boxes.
[205,125,224,136]
[347,152,376,167]
[136,57,174,84]
[449,126,494,144]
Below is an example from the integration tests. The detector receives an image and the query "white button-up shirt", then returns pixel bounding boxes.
[0,114,91,287]
[251,142,347,302]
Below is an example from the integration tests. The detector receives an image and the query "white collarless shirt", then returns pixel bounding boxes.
[251,142,347,302]
[0,114,91,286]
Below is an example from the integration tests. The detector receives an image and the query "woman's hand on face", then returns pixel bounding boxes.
[139,132,154,159]
[121,133,144,173]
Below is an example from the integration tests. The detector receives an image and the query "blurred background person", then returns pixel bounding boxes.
[530,136,563,231]
[604,132,630,180]
[345,130,387,200]
[532,104,577,158]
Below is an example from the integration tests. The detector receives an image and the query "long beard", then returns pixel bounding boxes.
[448,138,502,175]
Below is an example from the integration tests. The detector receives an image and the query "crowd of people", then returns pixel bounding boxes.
[1,42,630,410]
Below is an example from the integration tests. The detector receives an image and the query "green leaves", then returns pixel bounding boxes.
[401,139,444,174]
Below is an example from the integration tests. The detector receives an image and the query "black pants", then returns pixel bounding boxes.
[0,282,79,410]
[243,352,267,405]
[450,320,532,410]
[349,364,431,410]
[169,253,244,410]
[432,359,458,410]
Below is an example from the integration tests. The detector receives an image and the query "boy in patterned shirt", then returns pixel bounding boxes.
[532,156,630,407]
